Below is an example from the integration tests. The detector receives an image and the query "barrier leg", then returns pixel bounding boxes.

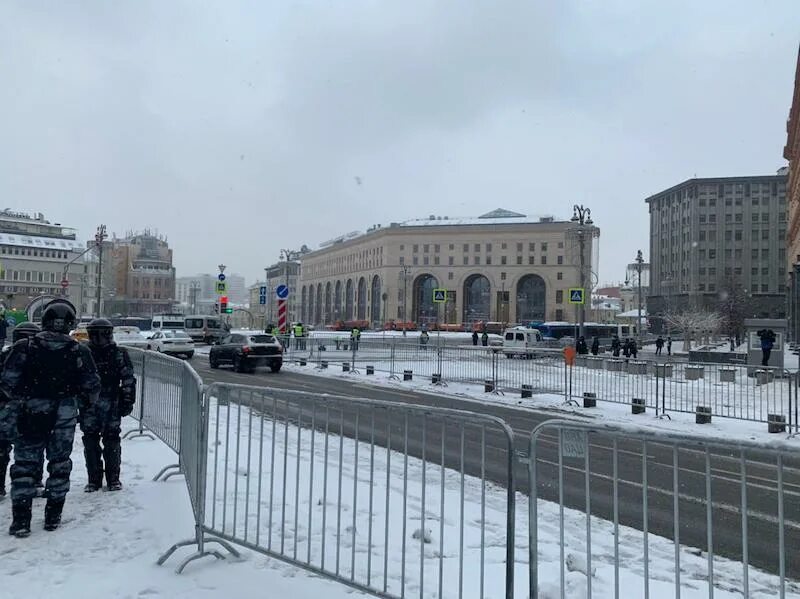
[152,463,183,482]
[158,527,241,574]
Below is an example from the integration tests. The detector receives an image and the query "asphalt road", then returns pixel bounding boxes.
[189,354,800,581]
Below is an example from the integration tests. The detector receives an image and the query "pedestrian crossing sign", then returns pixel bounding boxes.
[568,288,585,304]
[432,288,447,303]
[216,281,228,294]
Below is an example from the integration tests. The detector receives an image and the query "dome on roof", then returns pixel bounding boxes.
[478,208,526,219]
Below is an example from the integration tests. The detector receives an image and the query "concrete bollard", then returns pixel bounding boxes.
[695,406,712,424]
[768,414,787,433]
[299,359,307,366]
[403,370,413,381]
[719,368,736,383]
[366,365,375,375]
[627,361,647,375]
[484,379,495,393]
[685,366,705,381]
[755,370,775,386]
[521,384,533,399]
[606,359,624,372]
[655,364,673,378]
[587,357,604,370]
[342,362,350,372]
[632,397,646,414]
[432,373,441,384]
[576,356,588,368]
[320,361,328,369]
[583,392,597,408]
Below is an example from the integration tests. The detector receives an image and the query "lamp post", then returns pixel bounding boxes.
[189,280,200,314]
[94,225,108,317]
[570,205,593,339]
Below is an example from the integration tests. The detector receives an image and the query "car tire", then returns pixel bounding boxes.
[185,352,194,359]
[270,362,282,373]
[234,355,245,373]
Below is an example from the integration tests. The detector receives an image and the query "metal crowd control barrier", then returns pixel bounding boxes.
[159,382,517,599]
[527,419,800,599]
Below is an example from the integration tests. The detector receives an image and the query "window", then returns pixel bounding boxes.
[448,256,454,266]
[752,267,759,276]
[735,213,743,222]
[698,283,706,291]
[463,244,469,252]
[412,256,418,265]
[433,256,439,265]
[708,267,716,276]
[752,198,759,206]
[700,214,707,223]
[434,244,440,253]
[761,267,769,275]
[541,256,547,265]
[529,243,535,252]
[557,255,564,265]
[528,256,535,265]
[699,267,706,275]
[709,214,716,223]
[556,290,563,303]
[762,249,769,259]
[541,242,548,252]
[463,256,469,265]
[724,231,732,241]
[500,272,507,281]
[709,198,716,207]
[486,256,492,265]
[473,255,480,265]
[699,231,706,241]
[516,256,522,265]
[413,244,419,253]
[558,242,564,249]
[449,244,454,251]
[500,256,507,265]
[762,230,769,240]
[486,243,492,252]
[501,242,507,250]
[399,256,405,265]
[735,230,742,241]
[399,245,405,251]
[725,249,732,259]
[423,244,429,253]
[557,272,563,280]
[708,249,716,259]
[735,249,742,259]
[448,272,454,280]
[762,213,770,222]
[474,243,480,252]
[725,214,732,223]
[735,267,742,275]
[517,242,523,252]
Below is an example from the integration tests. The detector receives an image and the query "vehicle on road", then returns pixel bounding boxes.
[501,327,543,358]
[151,313,186,332]
[146,329,195,358]
[113,326,149,349]
[184,315,226,344]
[209,332,283,373]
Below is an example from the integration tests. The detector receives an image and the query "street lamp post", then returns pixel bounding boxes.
[94,225,108,317]
[634,250,644,345]
[570,205,593,339]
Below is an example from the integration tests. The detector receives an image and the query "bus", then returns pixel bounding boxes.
[151,313,186,331]
[530,322,632,348]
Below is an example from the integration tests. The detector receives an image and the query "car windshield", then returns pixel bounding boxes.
[250,335,274,344]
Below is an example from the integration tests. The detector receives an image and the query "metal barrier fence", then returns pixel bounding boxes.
[162,382,516,599]
[527,419,800,599]
[282,337,799,428]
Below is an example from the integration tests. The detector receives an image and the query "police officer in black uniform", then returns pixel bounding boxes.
[2,301,100,537]
[81,318,136,492]
[0,322,41,499]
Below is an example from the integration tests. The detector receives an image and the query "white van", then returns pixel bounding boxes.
[151,314,186,332]
[184,315,226,343]
[502,328,543,358]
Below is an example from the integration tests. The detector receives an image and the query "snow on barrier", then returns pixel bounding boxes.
[527,419,800,599]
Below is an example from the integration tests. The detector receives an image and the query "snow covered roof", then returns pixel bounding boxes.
[399,209,560,228]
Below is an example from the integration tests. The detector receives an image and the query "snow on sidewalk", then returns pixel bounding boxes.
[0,419,368,599]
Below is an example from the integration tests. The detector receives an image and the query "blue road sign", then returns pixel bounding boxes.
[259,286,267,295]
[568,288,585,305]
[218,273,226,281]
[259,295,266,305]
[276,284,289,299]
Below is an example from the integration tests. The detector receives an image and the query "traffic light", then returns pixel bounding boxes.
[220,296,229,314]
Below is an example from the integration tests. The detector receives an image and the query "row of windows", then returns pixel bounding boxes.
[0,246,71,259]
[401,255,565,267]
[697,282,782,293]
[0,270,60,283]
[305,247,385,278]
[403,241,565,254]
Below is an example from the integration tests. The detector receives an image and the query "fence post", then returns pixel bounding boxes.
[123,351,155,441]
[389,336,399,381]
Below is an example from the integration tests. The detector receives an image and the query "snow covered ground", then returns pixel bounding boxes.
[0,419,369,599]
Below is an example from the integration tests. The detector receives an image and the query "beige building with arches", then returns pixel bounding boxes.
[297,209,598,328]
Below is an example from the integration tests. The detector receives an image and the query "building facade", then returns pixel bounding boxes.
[298,210,598,328]
[785,47,800,340]
[103,232,177,317]
[0,210,89,312]
[646,174,788,332]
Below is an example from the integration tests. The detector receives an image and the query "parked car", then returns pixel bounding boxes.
[501,327,544,358]
[146,329,195,359]
[209,333,283,373]
[113,326,149,349]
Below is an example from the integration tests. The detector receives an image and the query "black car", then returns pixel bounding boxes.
[209,333,283,373]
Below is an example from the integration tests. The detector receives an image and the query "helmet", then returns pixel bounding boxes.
[12,321,40,343]
[41,300,77,334]
[87,318,114,347]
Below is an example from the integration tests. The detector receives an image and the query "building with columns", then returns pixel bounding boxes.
[297,209,598,329]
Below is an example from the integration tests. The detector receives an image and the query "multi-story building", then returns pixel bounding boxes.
[646,173,788,332]
[785,47,800,340]
[176,272,246,314]
[101,231,177,317]
[0,210,89,312]
[298,209,598,328]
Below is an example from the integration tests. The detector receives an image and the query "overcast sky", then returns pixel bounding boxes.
[1,1,798,287]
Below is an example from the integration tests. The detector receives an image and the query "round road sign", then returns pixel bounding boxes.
[275,284,289,299]
[61,279,69,289]
[218,273,226,281]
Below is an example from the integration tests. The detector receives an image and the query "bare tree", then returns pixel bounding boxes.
[663,309,723,349]
[718,275,750,346]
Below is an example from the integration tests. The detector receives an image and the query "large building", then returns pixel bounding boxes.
[0,210,89,312]
[298,209,598,328]
[102,231,177,317]
[785,46,800,340]
[175,272,246,313]
[646,174,788,331]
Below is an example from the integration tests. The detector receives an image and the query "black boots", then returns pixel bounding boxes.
[103,436,121,491]
[83,434,104,491]
[44,499,64,531]
[9,498,32,538]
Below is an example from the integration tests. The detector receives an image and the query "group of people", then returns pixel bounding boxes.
[0,300,136,538]
[471,330,489,346]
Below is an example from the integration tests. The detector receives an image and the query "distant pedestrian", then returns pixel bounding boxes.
[630,340,638,359]
[472,331,479,346]
[758,329,776,367]
[576,336,588,355]
[622,338,631,359]
[729,337,735,352]
[611,335,621,357]
[419,330,429,350]
[481,332,489,347]
[590,336,600,356]
[666,337,673,356]
[655,336,664,356]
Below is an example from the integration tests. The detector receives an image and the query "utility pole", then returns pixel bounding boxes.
[636,250,644,346]
[570,206,593,339]
[94,224,108,317]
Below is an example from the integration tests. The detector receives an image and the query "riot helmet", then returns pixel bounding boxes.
[41,300,77,334]
[12,321,41,343]
[87,318,114,347]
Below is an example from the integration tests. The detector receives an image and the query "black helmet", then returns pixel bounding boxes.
[87,318,114,347]
[12,321,40,343]
[41,300,77,334]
